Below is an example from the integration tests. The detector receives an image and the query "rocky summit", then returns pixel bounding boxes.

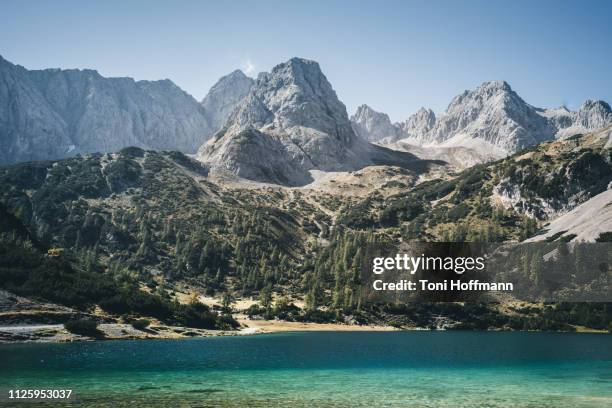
[550,100,612,138]
[350,105,436,144]
[351,104,403,143]
[200,69,254,134]
[399,107,437,140]
[197,58,433,186]
[352,80,612,158]
[423,80,555,154]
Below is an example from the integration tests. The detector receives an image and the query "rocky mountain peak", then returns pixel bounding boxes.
[349,78,612,160]
[447,80,520,110]
[350,104,401,142]
[400,107,436,138]
[197,57,432,185]
[353,104,376,116]
[576,99,612,129]
[422,80,554,154]
[580,99,611,111]
[230,57,354,144]
[352,104,387,123]
[415,106,436,117]
[547,99,612,139]
[265,57,323,83]
[227,69,249,79]
[201,69,254,133]
[481,80,512,92]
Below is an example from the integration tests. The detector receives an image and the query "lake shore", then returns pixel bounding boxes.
[236,318,399,334]
[0,319,402,343]
[1,318,608,343]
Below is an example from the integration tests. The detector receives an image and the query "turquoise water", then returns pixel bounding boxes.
[0,331,611,407]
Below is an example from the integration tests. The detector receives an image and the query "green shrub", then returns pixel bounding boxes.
[131,318,151,331]
[217,314,240,329]
[175,302,218,329]
[246,304,266,317]
[446,203,470,221]
[64,319,103,338]
[559,233,577,242]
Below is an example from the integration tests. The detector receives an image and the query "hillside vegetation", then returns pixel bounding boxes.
[0,133,611,331]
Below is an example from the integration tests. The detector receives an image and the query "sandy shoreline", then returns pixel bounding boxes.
[0,319,606,343]
[236,318,398,334]
[0,320,400,343]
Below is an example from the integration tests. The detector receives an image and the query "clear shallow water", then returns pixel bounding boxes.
[0,331,611,407]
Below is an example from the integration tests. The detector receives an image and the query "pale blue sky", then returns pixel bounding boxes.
[1,0,611,121]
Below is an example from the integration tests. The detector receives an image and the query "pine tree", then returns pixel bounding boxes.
[259,284,273,310]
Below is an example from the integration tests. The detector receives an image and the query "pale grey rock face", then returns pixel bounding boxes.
[198,58,431,185]
[241,57,355,145]
[399,107,436,138]
[201,69,254,133]
[30,69,212,154]
[423,81,555,153]
[350,104,402,142]
[541,100,612,139]
[524,189,612,243]
[198,58,359,183]
[574,100,612,130]
[0,56,73,164]
[396,82,612,156]
[539,106,574,130]
[0,55,213,164]
[200,128,314,185]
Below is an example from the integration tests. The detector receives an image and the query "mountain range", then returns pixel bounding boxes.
[351,81,612,157]
[0,55,251,164]
[1,55,611,183]
[195,58,435,186]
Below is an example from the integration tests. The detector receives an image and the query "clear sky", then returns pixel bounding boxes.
[1,0,611,121]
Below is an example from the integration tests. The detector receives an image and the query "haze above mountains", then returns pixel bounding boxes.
[1,55,611,184]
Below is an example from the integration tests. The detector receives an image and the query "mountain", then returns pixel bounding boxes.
[197,58,434,186]
[350,104,403,142]
[348,106,486,169]
[359,81,612,159]
[0,55,214,164]
[201,69,254,134]
[349,106,436,144]
[548,100,612,138]
[0,56,255,165]
[0,57,72,165]
[574,100,612,130]
[5,51,609,168]
[419,81,555,155]
[399,107,436,139]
